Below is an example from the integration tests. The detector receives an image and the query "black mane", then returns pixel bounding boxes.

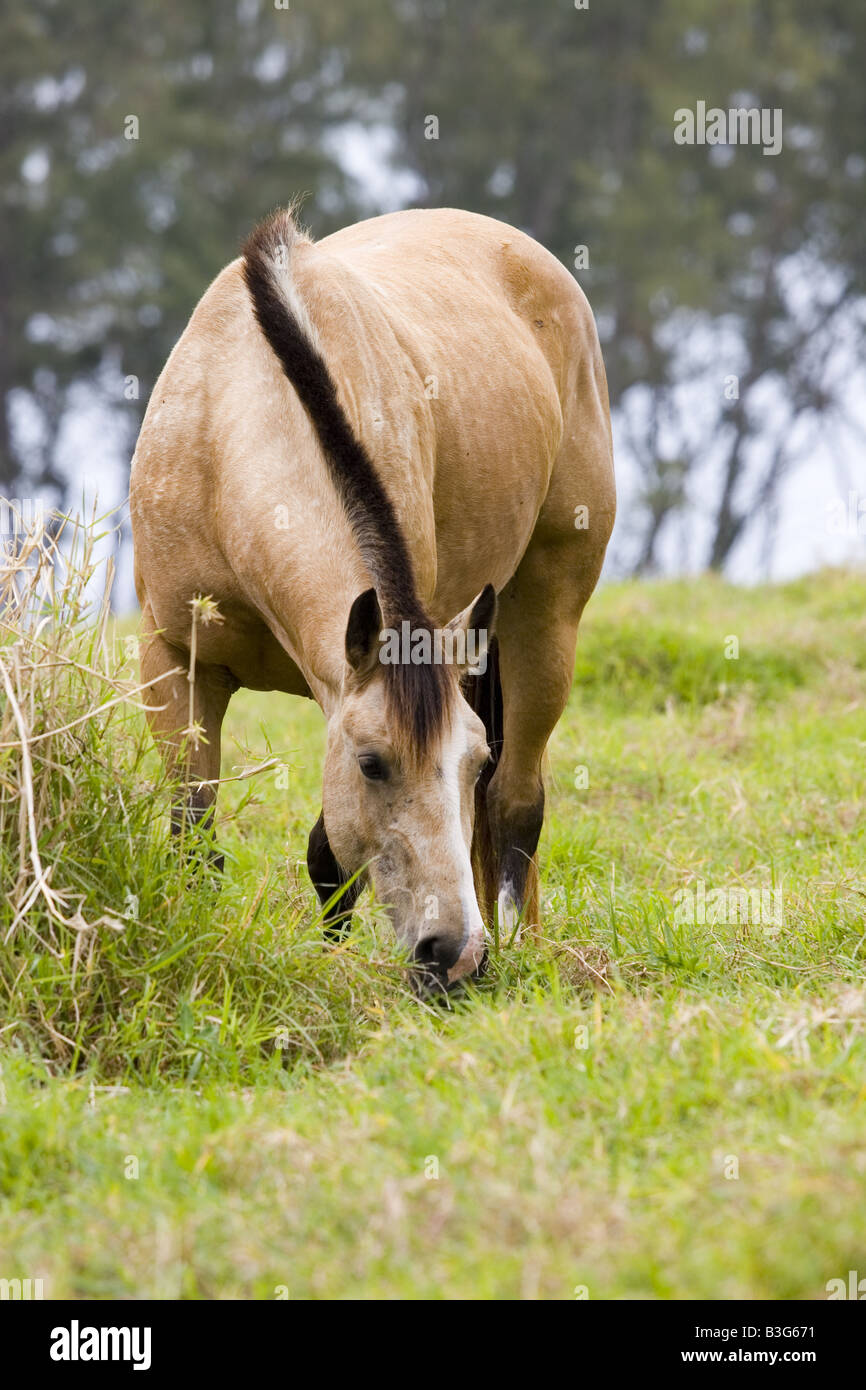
[242,209,452,753]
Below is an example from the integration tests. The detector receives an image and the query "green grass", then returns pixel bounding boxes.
[2,561,866,1298]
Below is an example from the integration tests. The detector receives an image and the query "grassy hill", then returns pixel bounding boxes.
[1,560,865,1298]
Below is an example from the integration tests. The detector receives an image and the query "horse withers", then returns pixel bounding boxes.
[130,206,615,995]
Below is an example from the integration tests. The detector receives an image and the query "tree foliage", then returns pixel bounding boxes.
[2,0,863,570]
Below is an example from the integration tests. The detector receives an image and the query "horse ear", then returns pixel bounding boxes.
[345,588,383,675]
[447,582,497,673]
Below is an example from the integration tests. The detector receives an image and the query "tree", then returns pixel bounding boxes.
[3,0,864,575]
[322,0,866,571]
[0,0,359,498]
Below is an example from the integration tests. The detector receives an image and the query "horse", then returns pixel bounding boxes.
[129,205,615,995]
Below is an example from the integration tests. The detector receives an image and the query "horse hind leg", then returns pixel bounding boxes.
[139,602,235,870]
[484,531,607,942]
[306,810,362,938]
[465,623,548,941]
[486,368,614,942]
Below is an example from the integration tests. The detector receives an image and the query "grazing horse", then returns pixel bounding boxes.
[130,206,615,994]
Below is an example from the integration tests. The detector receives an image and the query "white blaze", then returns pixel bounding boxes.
[439,724,487,982]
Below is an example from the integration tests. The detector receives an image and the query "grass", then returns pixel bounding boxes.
[1,529,865,1298]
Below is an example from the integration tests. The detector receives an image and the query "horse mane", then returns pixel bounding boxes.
[241,207,453,755]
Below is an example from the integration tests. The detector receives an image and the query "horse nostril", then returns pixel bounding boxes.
[413,931,458,974]
[414,936,436,966]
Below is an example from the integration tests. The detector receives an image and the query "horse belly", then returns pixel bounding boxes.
[429,352,561,615]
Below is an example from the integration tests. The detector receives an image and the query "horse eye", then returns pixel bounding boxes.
[358,753,388,782]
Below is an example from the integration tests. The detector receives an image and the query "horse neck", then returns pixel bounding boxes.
[249,431,370,718]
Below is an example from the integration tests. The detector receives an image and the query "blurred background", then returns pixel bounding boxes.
[2,0,864,606]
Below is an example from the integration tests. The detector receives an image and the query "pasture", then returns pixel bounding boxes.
[2,550,865,1299]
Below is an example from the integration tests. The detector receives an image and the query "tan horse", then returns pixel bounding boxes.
[130,206,615,994]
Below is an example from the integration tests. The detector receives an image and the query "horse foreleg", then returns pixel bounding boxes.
[307,810,361,938]
[485,534,603,941]
[140,602,235,870]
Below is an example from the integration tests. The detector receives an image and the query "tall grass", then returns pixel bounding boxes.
[0,513,412,1080]
[3,516,864,1090]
